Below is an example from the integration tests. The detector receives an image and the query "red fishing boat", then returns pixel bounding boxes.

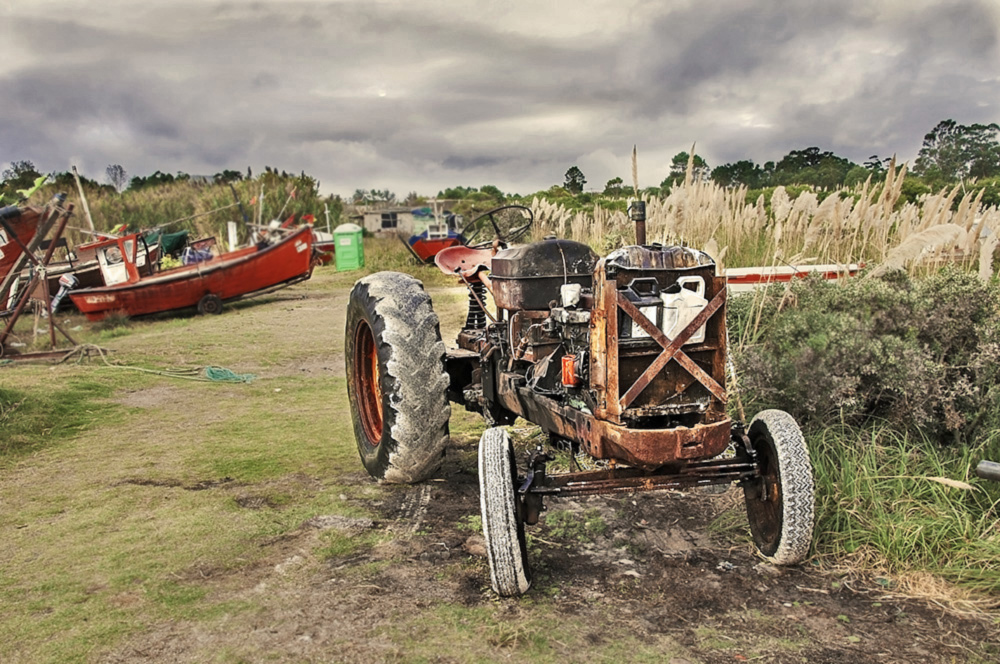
[399,205,463,263]
[0,176,51,291]
[69,225,315,320]
[0,206,43,290]
[406,225,463,263]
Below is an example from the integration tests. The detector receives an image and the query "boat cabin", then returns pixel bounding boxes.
[90,234,150,286]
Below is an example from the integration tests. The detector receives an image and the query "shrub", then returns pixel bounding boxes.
[731,268,1000,445]
[898,177,932,205]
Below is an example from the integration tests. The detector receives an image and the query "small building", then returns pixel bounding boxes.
[360,208,416,236]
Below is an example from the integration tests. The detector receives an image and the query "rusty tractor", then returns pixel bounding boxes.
[346,203,815,596]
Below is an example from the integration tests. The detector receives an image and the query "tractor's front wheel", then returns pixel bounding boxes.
[479,427,531,596]
[345,272,451,483]
[743,409,814,565]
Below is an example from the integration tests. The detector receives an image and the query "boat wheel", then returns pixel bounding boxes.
[197,294,223,315]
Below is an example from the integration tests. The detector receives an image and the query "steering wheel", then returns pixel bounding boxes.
[459,205,534,249]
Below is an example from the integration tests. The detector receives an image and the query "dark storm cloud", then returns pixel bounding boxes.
[896,0,998,56]
[442,155,507,170]
[1,1,998,194]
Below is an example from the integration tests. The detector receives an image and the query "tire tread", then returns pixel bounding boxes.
[479,427,531,596]
[346,272,451,483]
[748,409,814,565]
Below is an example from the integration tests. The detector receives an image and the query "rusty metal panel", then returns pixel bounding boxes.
[494,374,731,469]
[708,275,728,395]
[617,289,727,409]
[605,268,621,422]
[588,418,733,467]
[589,259,612,419]
[490,239,597,310]
[539,456,758,497]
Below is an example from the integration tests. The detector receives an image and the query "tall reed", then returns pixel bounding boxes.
[531,166,1000,278]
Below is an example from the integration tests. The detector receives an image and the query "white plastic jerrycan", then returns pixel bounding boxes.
[661,276,707,345]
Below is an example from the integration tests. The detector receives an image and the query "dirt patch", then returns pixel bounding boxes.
[113,476,236,491]
[113,385,182,409]
[265,358,343,378]
[103,434,1000,663]
[187,477,237,491]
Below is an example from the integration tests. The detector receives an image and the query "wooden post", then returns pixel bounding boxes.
[71,166,96,232]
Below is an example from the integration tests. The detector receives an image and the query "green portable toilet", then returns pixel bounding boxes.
[333,223,364,272]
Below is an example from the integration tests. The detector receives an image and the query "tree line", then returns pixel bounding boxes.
[694,118,999,192]
[562,118,1000,207]
[0,162,322,204]
[3,118,998,210]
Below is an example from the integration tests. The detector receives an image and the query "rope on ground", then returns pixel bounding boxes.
[58,344,256,383]
[203,366,256,383]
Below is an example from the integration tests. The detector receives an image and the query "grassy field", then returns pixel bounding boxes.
[2,244,999,662]
[0,258,499,662]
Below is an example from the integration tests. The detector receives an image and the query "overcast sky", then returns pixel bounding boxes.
[2,0,999,197]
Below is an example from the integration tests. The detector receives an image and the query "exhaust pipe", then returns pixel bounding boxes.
[628,199,646,246]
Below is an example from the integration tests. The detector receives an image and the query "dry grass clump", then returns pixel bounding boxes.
[530,160,1000,279]
[889,571,1000,615]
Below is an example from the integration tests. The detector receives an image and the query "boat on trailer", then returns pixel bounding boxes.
[69,225,315,320]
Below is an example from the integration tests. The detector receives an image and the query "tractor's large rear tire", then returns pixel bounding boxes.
[345,272,451,483]
[743,409,814,564]
[479,427,531,596]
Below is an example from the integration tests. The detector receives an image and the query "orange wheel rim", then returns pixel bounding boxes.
[353,320,383,443]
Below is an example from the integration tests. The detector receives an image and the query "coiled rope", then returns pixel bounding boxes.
[58,344,256,383]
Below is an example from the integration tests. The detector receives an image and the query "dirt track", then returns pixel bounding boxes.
[104,405,999,663]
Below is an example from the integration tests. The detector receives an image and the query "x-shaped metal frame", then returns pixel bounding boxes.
[616,288,727,409]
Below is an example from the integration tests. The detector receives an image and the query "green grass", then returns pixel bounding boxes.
[543,508,608,542]
[810,424,1000,595]
[319,529,387,560]
[686,607,817,659]
[0,379,114,458]
[189,376,359,479]
[382,601,693,663]
[456,514,482,533]
[0,292,386,662]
